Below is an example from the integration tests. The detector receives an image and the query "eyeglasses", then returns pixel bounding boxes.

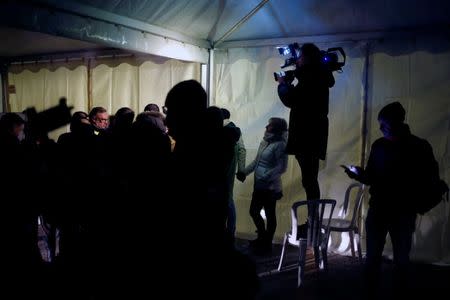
[95,118,109,123]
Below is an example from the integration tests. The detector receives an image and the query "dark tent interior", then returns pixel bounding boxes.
[0,1,449,299]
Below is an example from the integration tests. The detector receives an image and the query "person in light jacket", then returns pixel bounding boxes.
[237,117,288,252]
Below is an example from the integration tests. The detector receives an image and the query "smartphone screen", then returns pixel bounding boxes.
[340,165,357,174]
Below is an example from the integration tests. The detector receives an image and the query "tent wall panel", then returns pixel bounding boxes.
[8,66,88,140]
[7,58,199,139]
[213,36,449,263]
[368,36,450,263]
[213,41,365,248]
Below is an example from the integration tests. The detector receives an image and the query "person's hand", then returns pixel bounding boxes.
[277,76,285,85]
[344,166,362,179]
[345,169,357,179]
[236,172,246,182]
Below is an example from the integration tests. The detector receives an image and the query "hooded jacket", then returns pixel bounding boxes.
[243,132,288,193]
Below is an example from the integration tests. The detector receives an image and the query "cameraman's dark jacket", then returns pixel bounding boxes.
[278,64,334,159]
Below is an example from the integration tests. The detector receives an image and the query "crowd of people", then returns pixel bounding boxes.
[1,42,445,300]
[0,80,263,299]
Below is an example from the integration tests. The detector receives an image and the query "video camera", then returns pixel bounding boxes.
[273,42,346,82]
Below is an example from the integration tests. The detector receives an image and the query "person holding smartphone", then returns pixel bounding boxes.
[343,102,440,297]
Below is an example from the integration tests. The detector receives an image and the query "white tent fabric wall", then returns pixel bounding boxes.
[92,59,200,114]
[212,41,365,250]
[8,66,89,140]
[213,35,450,263]
[8,58,200,140]
[367,35,450,264]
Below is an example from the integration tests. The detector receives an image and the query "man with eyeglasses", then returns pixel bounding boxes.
[89,106,110,135]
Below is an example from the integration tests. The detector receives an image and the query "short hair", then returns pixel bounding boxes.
[144,103,160,112]
[89,107,107,120]
[70,111,89,131]
[221,108,231,120]
[114,107,135,127]
[0,113,25,132]
[269,117,288,135]
[135,111,166,133]
[378,102,405,123]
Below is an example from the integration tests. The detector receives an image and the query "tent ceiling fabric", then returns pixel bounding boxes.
[0,27,106,57]
[1,0,449,60]
[71,0,450,44]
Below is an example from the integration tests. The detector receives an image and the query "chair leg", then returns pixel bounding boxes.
[298,240,307,287]
[320,242,328,271]
[354,231,363,262]
[313,246,321,269]
[349,231,356,258]
[277,233,288,271]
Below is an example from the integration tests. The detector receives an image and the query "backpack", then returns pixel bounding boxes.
[415,179,449,215]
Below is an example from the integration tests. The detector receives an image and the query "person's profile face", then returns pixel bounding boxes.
[379,118,396,140]
[265,122,275,133]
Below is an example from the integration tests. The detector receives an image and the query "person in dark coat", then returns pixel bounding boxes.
[163,80,259,299]
[345,102,440,297]
[277,43,335,200]
[0,113,45,298]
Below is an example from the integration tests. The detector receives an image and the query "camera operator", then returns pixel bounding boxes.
[277,43,335,200]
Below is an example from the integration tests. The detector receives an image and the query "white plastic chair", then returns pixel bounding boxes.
[323,183,364,261]
[277,199,336,287]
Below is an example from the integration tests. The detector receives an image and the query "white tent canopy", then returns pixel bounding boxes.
[0,0,449,264]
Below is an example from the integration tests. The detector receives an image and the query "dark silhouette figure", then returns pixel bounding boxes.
[164,80,259,298]
[345,102,440,298]
[143,102,161,112]
[0,113,45,298]
[221,108,246,243]
[55,111,95,299]
[277,43,335,200]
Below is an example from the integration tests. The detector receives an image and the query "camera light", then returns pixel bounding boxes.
[277,46,291,56]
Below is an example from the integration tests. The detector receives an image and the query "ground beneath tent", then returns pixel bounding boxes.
[235,238,450,300]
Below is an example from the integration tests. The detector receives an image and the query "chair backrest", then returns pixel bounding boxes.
[342,183,364,228]
[289,199,337,247]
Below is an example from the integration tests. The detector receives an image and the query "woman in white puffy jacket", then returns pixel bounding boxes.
[237,117,288,251]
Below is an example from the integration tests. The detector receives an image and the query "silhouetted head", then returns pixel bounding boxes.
[134,111,166,134]
[221,108,231,120]
[206,106,224,133]
[297,43,321,67]
[144,103,160,113]
[0,113,25,140]
[113,107,135,132]
[164,80,207,140]
[377,102,406,140]
[70,111,90,132]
